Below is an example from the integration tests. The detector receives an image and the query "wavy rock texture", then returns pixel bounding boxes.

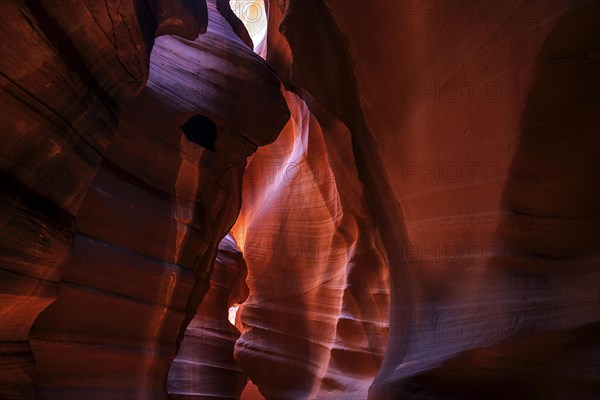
[270,0,600,398]
[0,0,151,397]
[167,235,249,399]
[232,90,390,399]
[2,0,287,399]
[1,0,599,399]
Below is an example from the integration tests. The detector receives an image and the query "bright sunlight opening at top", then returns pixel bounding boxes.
[229,0,268,55]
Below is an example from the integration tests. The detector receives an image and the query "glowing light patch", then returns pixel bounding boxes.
[229,0,267,54]
[228,304,240,326]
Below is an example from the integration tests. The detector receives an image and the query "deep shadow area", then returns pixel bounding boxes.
[182,114,218,150]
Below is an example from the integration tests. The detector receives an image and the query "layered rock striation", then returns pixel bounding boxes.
[1,1,287,398]
[1,0,598,399]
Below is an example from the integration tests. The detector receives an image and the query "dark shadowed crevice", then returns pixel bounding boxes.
[182,114,218,150]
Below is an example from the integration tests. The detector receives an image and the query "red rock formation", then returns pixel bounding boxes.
[1,0,599,399]
[232,90,390,399]
[0,1,150,397]
[28,3,287,397]
[168,235,249,399]
[270,0,600,398]
[1,1,287,399]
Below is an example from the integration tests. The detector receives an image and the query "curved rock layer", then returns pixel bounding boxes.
[232,90,390,399]
[1,0,599,399]
[2,1,288,399]
[0,1,150,397]
[268,0,600,398]
[167,234,249,399]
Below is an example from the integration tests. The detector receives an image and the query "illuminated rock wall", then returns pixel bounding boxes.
[1,0,598,399]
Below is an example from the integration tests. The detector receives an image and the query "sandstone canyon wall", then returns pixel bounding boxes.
[1,0,288,398]
[272,1,600,398]
[1,0,599,399]
[167,234,249,399]
[232,90,390,399]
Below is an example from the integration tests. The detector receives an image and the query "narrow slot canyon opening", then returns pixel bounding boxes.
[3,1,598,400]
[228,304,241,326]
[229,0,267,54]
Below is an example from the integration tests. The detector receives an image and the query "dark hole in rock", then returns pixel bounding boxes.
[182,114,218,150]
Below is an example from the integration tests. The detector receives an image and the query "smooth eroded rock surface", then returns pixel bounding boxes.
[1,0,598,399]
[2,1,287,399]
[274,0,600,398]
[167,235,249,399]
[232,90,390,399]
[1,0,150,396]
